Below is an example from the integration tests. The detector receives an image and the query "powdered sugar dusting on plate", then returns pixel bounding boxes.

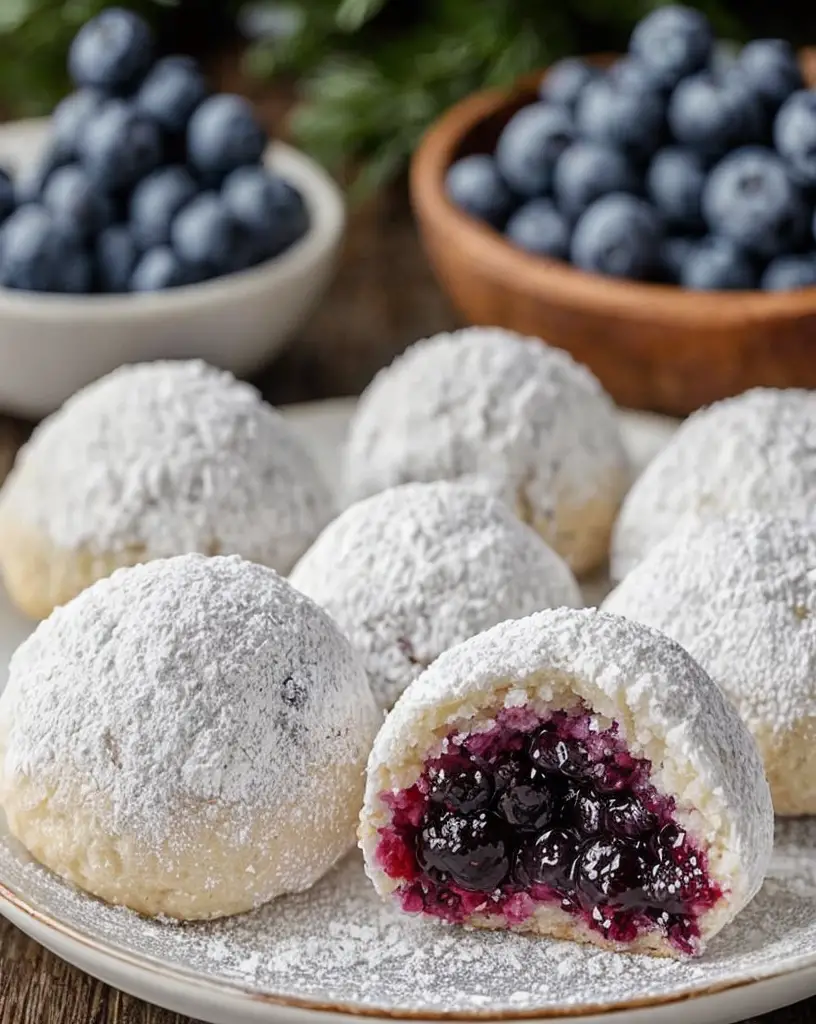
[0,820,814,1014]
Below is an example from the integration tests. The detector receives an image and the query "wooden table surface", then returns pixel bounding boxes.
[0,120,814,1024]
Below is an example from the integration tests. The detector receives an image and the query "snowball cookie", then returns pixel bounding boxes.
[611,387,816,581]
[0,554,381,919]
[0,360,333,620]
[344,328,630,576]
[360,608,773,958]
[604,513,816,816]
[290,481,582,710]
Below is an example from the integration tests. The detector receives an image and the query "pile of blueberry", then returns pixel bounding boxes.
[446,4,816,292]
[0,6,308,295]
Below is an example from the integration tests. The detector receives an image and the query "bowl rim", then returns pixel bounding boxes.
[409,63,816,323]
[0,119,346,320]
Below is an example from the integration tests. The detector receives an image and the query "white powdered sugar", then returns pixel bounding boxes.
[362,608,774,947]
[343,327,629,530]
[0,555,379,862]
[611,388,816,581]
[603,513,816,815]
[0,360,333,572]
[289,481,582,709]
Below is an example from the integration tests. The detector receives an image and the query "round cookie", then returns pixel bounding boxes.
[343,328,630,576]
[0,360,333,619]
[604,512,816,816]
[360,608,773,958]
[611,387,816,581]
[290,481,582,710]
[0,554,381,920]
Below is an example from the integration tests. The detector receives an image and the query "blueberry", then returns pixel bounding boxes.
[607,57,664,93]
[504,198,569,259]
[529,729,592,777]
[52,89,105,160]
[445,154,514,228]
[130,166,198,249]
[417,809,509,892]
[660,235,698,283]
[774,90,816,188]
[222,166,309,258]
[647,147,707,230]
[761,254,816,291]
[57,246,94,294]
[668,73,766,156]
[495,762,555,830]
[606,795,657,839]
[130,246,199,292]
[554,141,640,221]
[515,827,576,889]
[42,164,114,240]
[15,145,70,206]
[571,193,663,280]
[427,758,493,813]
[171,191,257,274]
[702,147,808,258]
[79,100,162,191]
[539,58,600,110]
[68,7,154,94]
[96,224,140,293]
[495,103,575,197]
[679,236,757,290]
[630,5,713,88]
[136,55,208,135]
[576,73,665,160]
[0,206,65,291]
[0,169,14,224]
[737,39,803,112]
[576,838,645,904]
[569,786,605,836]
[187,94,267,182]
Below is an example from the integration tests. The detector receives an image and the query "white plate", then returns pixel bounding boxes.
[1,398,815,1024]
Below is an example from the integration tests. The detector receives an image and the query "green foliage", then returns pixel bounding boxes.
[248,0,744,196]
[0,0,177,115]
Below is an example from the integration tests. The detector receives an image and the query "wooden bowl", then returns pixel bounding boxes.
[410,55,816,416]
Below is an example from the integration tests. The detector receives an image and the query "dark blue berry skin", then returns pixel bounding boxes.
[57,247,94,294]
[504,198,570,259]
[222,166,309,259]
[52,89,105,161]
[575,74,665,161]
[418,809,509,892]
[42,164,114,241]
[130,245,199,291]
[761,254,816,291]
[646,147,707,230]
[0,206,65,291]
[737,39,804,113]
[79,100,162,192]
[554,141,640,221]
[575,838,644,904]
[702,147,808,258]
[187,95,267,183]
[136,55,208,135]
[774,91,816,188]
[668,73,766,157]
[496,103,575,197]
[679,236,757,290]
[539,59,600,110]
[96,224,140,293]
[607,58,665,94]
[629,5,713,89]
[571,193,663,280]
[68,7,154,94]
[0,169,14,225]
[130,166,198,249]
[445,155,514,228]
[660,236,698,283]
[171,191,257,275]
[15,146,70,206]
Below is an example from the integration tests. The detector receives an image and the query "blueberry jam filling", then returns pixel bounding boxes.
[376,707,722,954]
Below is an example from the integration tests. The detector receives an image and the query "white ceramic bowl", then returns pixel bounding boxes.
[0,119,346,417]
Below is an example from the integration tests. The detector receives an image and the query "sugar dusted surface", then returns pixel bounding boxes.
[611,388,816,580]
[0,361,333,572]
[290,481,582,709]
[0,821,814,1014]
